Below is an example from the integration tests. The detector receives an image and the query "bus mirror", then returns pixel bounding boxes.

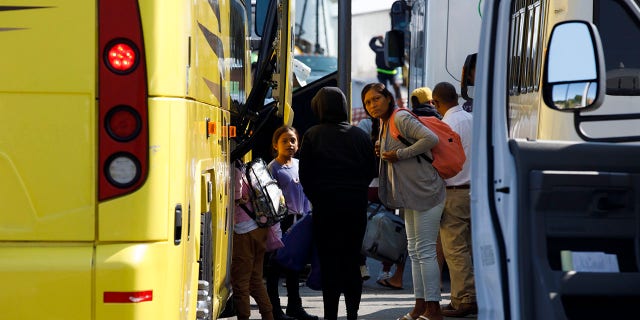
[255,0,272,37]
[542,21,605,112]
[384,30,404,68]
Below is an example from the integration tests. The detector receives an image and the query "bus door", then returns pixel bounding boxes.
[473,0,640,319]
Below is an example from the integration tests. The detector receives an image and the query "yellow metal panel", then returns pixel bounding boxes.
[139,0,190,98]
[191,0,227,106]
[138,0,230,105]
[0,0,96,242]
[0,246,93,320]
[277,0,295,118]
[99,98,180,241]
[98,96,232,319]
[187,101,232,317]
[0,1,95,93]
[209,109,233,314]
[0,93,95,241]
[95,242,184,320]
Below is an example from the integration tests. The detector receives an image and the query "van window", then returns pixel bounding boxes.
[595,0,640,96]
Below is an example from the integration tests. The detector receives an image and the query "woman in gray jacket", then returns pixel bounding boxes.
[361,83,446,320]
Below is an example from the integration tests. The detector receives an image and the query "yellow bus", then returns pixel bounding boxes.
[0,0,293,319]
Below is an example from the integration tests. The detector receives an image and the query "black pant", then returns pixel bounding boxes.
[266,214,303,313]
[311,190,368,320]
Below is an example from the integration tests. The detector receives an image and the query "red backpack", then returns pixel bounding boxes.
[388,108,466,179]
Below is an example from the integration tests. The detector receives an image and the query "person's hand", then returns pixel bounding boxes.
[381,150,399,163]
[235,194,249,205]
[374,140,380,157]
[396,97,404,108]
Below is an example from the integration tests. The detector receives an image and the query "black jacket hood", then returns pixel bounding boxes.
[311,87,349,124]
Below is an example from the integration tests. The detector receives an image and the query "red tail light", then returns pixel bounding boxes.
[98,0,148,200]
[105,105,141,142]
[105,41,139,74]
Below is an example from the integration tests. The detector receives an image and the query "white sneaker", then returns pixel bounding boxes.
[377,271,392,281]
[360,265,371,281]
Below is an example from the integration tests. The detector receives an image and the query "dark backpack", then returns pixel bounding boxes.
[412,103,442,119]
[237,158,288,227]
[388,108,466,179]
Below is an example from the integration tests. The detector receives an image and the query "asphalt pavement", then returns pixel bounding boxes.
[220,256,477,320]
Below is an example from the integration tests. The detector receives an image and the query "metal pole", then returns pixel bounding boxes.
[337,0,351,114]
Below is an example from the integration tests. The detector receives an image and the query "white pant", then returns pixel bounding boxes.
[404,201,445,301]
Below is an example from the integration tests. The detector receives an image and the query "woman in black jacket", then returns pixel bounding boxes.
[299,87,377,320]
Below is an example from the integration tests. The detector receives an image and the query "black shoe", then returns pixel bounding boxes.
[441,302,478,317]
[286,307,319,320]
[274,311,296,320]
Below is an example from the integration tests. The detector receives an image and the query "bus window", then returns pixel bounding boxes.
[293,0,338,87]
[507,0,547,139]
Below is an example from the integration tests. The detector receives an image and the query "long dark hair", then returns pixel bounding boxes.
[361,82,395,143]
[361,82,395,120]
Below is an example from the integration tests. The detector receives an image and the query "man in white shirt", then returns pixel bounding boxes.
[432,82,477,317]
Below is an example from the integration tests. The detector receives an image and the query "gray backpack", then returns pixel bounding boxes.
[361,203,407,263]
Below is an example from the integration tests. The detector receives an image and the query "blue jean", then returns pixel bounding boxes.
[404,201,445,301]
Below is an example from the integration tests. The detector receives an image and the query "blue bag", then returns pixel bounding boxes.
[275,214,313,272]
[305,245,322,291]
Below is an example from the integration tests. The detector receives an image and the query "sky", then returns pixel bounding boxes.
[351,0,397,15]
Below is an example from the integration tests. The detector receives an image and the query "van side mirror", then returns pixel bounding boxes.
[542,21,605,111]
[384,30,404,68]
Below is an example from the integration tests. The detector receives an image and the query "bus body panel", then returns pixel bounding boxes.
[0,1,97,241]
[137,0,234,107]
[0,1,96,93]
[190,0,226,108]
[1,0,239,318]
[138,0,190,99]
[0,246,93,319]
[0,93,96,241]
[409,0,482,94]
[98,98,189,242]
[95,242,183,320]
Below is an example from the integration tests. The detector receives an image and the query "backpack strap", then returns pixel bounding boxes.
[239,203,257,220]
[237,160,259,221]
[388,108,434,164]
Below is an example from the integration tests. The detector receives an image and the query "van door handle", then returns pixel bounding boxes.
[591,193,625,214]
[496,187,510,193]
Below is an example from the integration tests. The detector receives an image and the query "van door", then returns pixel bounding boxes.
[473,1,640,319]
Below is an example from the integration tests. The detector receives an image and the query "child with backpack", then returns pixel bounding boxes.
[361,82,446,320]
[231,162,276,320]
[265,126,318,320]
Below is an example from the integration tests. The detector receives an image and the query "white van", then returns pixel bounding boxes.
[472,0,640,319]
